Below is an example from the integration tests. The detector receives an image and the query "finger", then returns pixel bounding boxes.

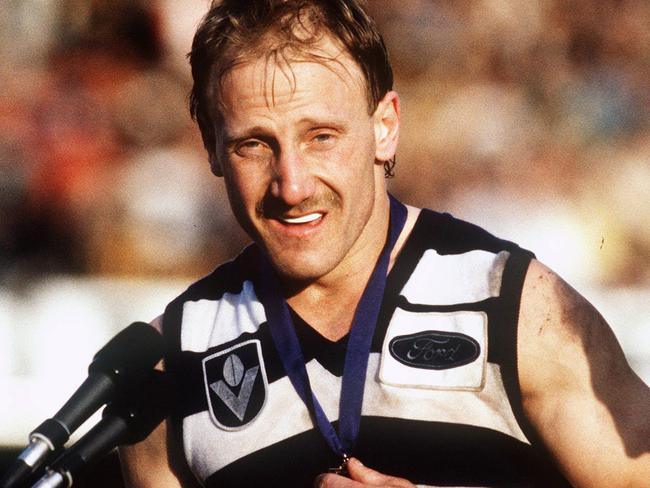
[346,458,415,487]
[314,472,365,488]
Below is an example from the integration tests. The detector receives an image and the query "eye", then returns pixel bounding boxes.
[314,133,332,142]
[234,139,272,158]
[309,131,337,149]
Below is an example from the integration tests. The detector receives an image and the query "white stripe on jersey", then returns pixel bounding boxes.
[181,280,266,352]
[401,250,509,305]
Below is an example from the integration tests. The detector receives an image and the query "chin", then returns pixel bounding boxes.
[272,259,325,283]
[267,250,335,285]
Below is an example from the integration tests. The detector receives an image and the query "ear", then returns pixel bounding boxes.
[373,90,400,163]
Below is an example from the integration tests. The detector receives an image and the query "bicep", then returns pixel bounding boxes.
[518,259,650,487]
[119,419,184,488]
[118,392,201,488]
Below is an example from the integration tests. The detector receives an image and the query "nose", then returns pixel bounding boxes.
[269,146,315,206]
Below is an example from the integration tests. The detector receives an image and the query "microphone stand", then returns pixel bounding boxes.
[30,370,172,488]
[1,322,163,488]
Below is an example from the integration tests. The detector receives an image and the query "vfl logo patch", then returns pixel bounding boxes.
[389,330,480,370]
[202,339,268,430]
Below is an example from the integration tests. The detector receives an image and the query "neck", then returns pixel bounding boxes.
[285,270,371,341]
[282,199,420,341]
[283,192,389,340]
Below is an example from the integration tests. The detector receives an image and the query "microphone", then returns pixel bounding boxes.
[31,370,172,488]
[1,322,164,488]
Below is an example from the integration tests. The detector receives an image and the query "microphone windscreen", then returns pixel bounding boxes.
[88,322,164,388]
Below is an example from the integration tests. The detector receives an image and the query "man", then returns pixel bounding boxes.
[119,1,650,486]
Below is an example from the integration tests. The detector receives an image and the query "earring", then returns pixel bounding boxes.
[384,156,396,178]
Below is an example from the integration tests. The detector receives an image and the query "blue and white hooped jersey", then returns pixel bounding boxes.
[162,208,572,487]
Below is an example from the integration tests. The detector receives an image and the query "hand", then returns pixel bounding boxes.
[314,458,416,487]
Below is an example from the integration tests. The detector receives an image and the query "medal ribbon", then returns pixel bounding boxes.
[257,194,407,457]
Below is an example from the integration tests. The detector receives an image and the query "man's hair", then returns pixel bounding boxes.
[188,0,395,176]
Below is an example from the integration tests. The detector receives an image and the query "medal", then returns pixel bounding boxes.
[328,453,350,476]
[257,194,407,469]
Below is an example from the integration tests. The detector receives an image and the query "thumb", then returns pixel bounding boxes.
[346,458,412,487]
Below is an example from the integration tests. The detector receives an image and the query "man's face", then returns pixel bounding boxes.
[216,43,397,285]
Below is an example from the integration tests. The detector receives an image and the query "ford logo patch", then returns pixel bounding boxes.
[389,330,480,370]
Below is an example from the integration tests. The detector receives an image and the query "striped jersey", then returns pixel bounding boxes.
[162,208,572,487]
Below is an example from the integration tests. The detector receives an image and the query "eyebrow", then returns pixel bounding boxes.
[297,117,348,132]
[222,126,269,146]
[225,117,348,144]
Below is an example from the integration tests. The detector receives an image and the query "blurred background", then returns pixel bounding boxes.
[1,0,649,484]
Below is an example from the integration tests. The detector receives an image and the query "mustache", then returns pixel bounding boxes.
[256,190,340,217]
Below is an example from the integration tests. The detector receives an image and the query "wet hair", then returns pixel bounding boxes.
[188,0,395,176]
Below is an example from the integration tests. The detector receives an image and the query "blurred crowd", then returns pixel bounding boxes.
[1,0,649,286]
[0,0,246,282]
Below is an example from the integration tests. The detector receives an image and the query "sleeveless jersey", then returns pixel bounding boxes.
[162,208,573,487]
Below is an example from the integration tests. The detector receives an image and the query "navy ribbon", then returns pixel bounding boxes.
[257,194,407,457]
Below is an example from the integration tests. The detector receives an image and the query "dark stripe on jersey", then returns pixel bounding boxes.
[420,210,527,257]
[205,418,572,488]
[395,295,496,313]
[494,249,561,472]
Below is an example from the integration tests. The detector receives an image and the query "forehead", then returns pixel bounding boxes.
[218,38,369,123]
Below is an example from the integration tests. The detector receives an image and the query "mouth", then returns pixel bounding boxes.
[268,211,326,238]
[279,212,324,225]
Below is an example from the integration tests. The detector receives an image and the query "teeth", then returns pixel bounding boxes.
[281,213,323,224]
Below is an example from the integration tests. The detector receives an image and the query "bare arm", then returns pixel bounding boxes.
[119,418,189,488]
[518,259,650,487]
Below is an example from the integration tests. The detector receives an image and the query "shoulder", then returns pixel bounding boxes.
[517,259,622,393]
[518,259,622,373]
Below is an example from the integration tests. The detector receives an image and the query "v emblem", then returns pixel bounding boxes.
[210,366,260,421]
[203,340,268,430]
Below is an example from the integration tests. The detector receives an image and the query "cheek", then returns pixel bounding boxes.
[221,170,256,225]
[222,174,262,240]
[344,140,377,183]
[223,162,265,205]
[331,132,375,174]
